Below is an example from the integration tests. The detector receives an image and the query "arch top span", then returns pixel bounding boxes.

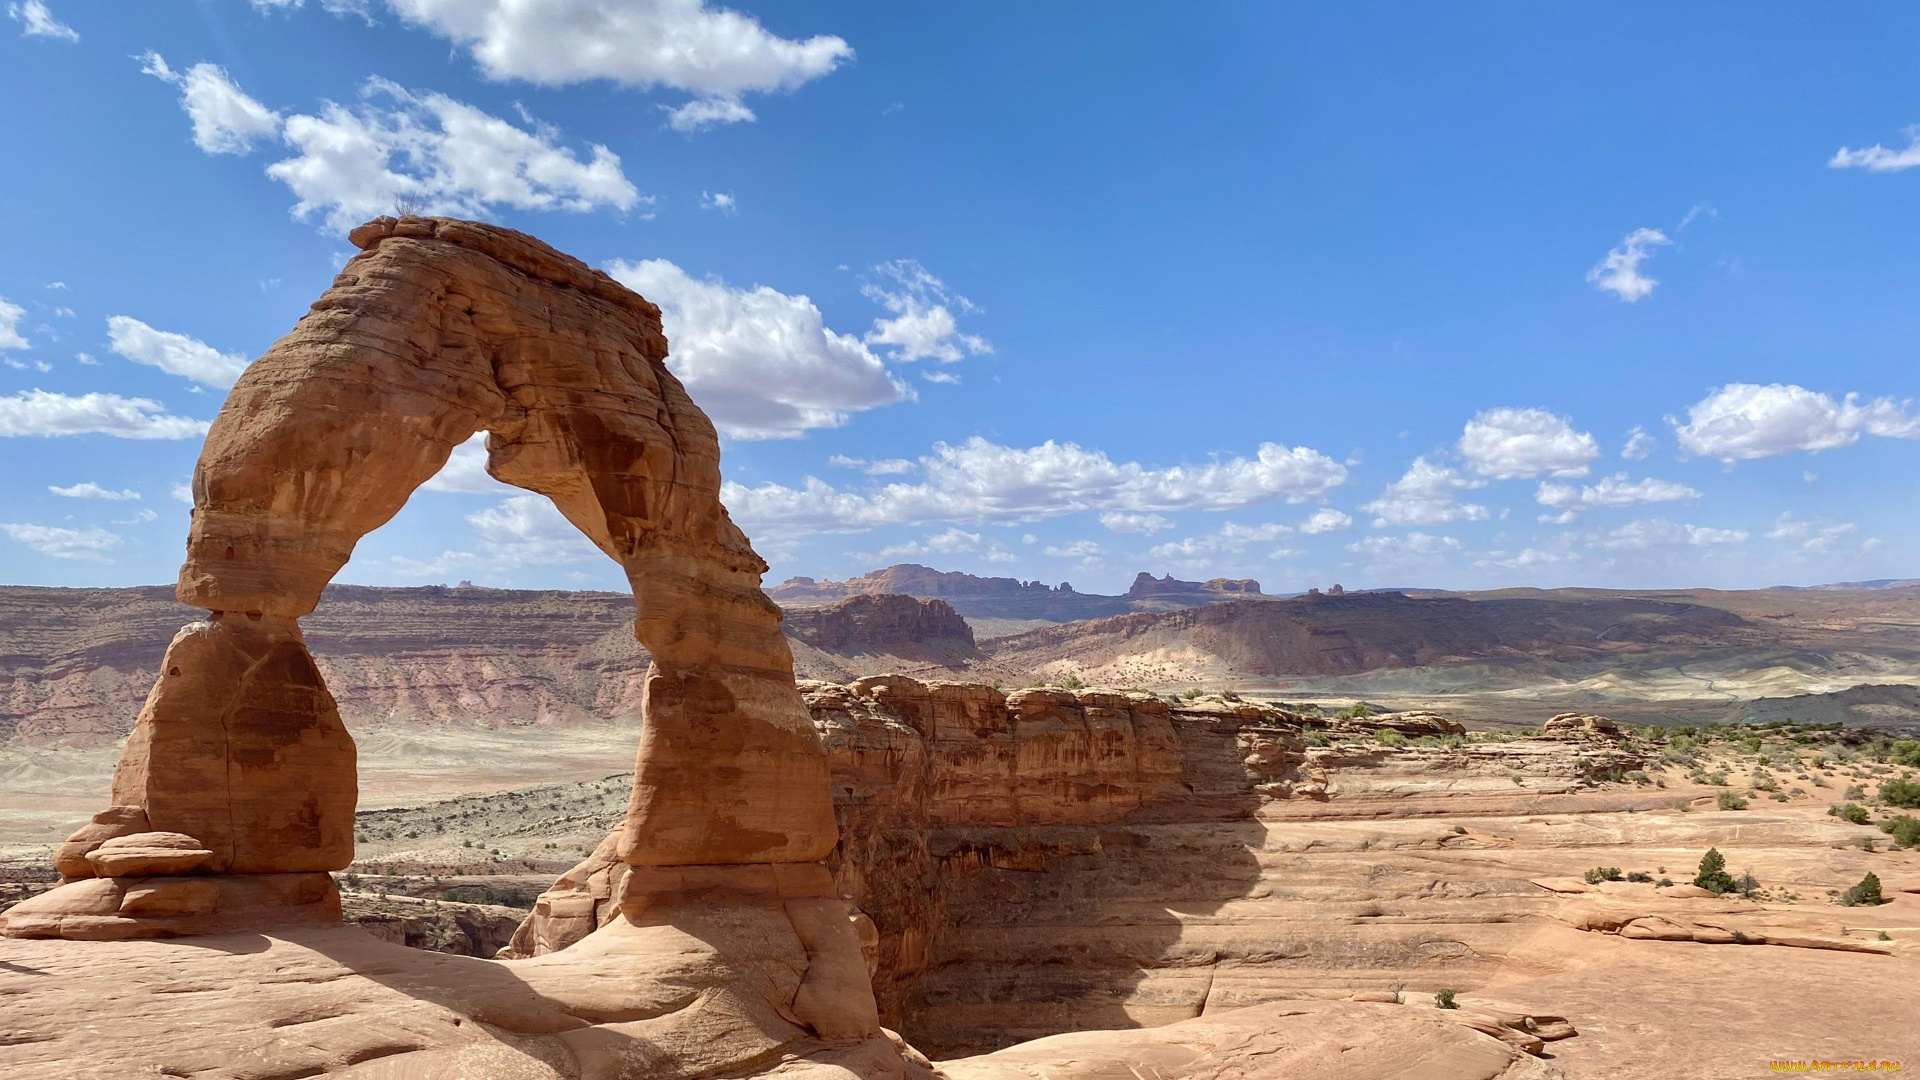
[182,214,759,628]
[96,216,835,891]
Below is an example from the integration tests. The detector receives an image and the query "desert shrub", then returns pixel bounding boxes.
[1450,825,1468,834]
[1656,877,1674,887]
[1583,867,1623,884]
[1737,871,1760,899]
[1844,784,1866,800]
[1831,803,1871,825]
[1304,731,1331,747]
[1880,931,1894,941]
[1838,872,1886,907]
[1626,870,1653,883]
[443,883,540,908]
[1058,675,1086,690]
[1625,770,1651,785]
[1376,729,1408,747]
[1879,778,1920,809]
[1892,739,1920,768]
[1694,848,1737,894]
[1716,791,1748,811]
[1771,792,1790,802]
[1880,815,1920,849]
[1337,703,1376,720]
[1731,930,1750,944]
[1855,837,1876,852]
[1434,988,1458,1010]
[1752,773,1778,792]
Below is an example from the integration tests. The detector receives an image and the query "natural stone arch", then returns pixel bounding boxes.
[43,216,836,912]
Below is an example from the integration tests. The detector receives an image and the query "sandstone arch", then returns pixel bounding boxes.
[23,216,836,923]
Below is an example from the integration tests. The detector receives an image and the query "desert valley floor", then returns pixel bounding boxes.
[2,574,1917,1077]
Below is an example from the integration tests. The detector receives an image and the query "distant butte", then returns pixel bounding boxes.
[767,562,1275,620]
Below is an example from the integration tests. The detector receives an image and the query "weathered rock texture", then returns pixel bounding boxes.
[794,679,1835,1059]
[2,218,905,1074]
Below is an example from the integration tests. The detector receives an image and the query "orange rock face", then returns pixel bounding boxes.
[21,217,838,924]
[3,218,888,1068]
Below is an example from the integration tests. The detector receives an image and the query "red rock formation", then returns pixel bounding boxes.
[2,218,907,1073]
[784,594,978,656]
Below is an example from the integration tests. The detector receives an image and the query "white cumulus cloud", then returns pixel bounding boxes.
[0,390,208,439]
[140,52,283,155]
[1673,383,1920,461]
[877,527,1016,564]
[1148,521,1294,562]
[1766,512,1859,553]
[384,0,852,130]
[1098,510,1174,535]
[8,0,77,41]
[828,455,915,476]
[666,96,756,132]
[49,482,140,500]
[269,78,644,230]
[1830,126,1920,172]
[1621,425,1655,461]
[1534,472,1699,522]
[385,493,603,579]
[421,433,515,493]
[107,316,251,388]
[0,297,27,350]
[725,437,1349,535]
[1587,227,1671,302]
[1362,457,1488,527]
[1459,407,1599,479]
[1,523,119,560]
[607,258,908,439]
[1589,519,1748,550]
[700,190,736,212]
[1346,532,1462,561]
[1299,508,1353,534]
[862,260,991,364]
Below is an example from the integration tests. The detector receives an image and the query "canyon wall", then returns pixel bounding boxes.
[809,678,1645,1056]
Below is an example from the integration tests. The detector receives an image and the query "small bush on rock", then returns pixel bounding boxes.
[1838,872,1886,907]
[1880,815,1920,849]
[1434,989,1458,1010]
[1831,803,1870,825]
[1717,791,1748,811]
[1694,848,1737,894]
[1583,867,1623,884]
[1880,779,1920,809]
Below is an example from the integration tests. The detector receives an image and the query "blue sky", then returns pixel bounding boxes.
[1,1,1916,596]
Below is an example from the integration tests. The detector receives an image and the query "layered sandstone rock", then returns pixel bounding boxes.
[2,218,906,1076]
[781,681,1672,1057]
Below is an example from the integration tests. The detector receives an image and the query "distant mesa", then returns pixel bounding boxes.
[1126,571,1261,600]
[768,563,1273,621]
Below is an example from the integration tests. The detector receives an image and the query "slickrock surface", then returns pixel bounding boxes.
[797,679,1918,1069]
[940,999,1563,1080]
[3,674,1916,1076]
